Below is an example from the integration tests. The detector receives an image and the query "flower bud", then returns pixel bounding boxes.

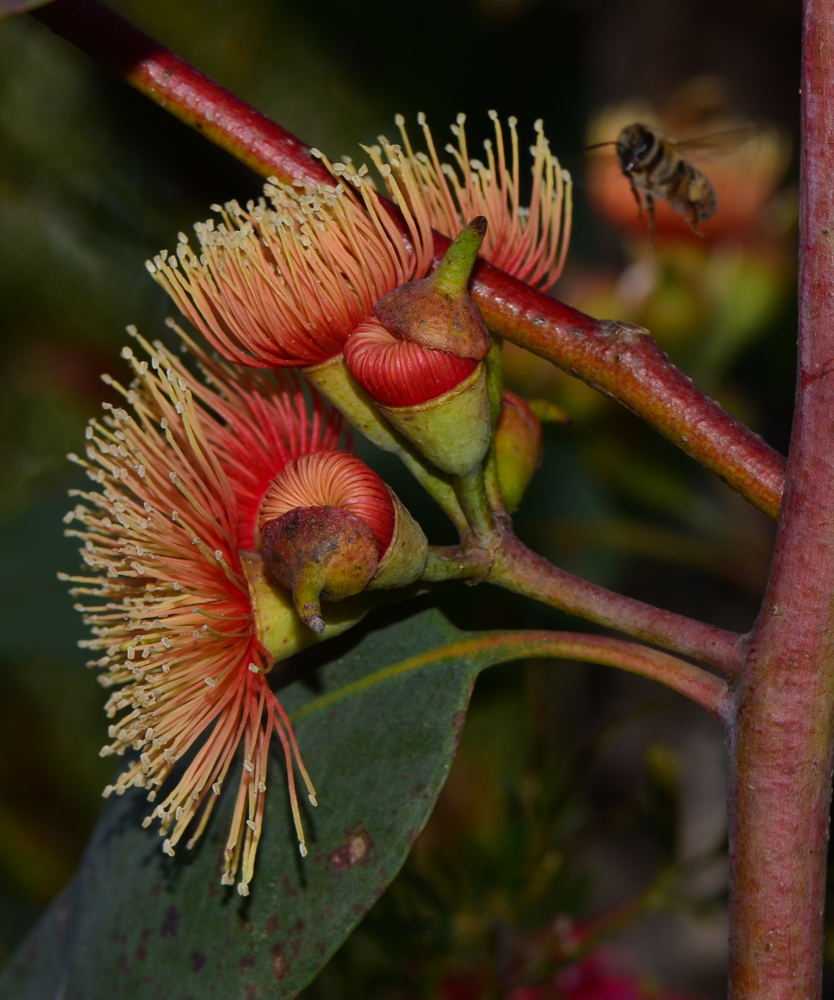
[495,390,544,513]
[241,551,371,659]
[377,363,491,478]
[344,319,477,407]
[302,350,468,527]
[262,505,380,634]
[374,217,491,361]
[344,319,491,478]
[258,452,427,631]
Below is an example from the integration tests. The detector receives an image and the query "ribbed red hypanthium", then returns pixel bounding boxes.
[259,451,395,555]
[344,318,477,406]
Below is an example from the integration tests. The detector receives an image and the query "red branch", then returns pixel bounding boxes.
[31,0,786,519]
[467,254,785,519]
[726,3,834,996]
[476,631,728,719]
[493,532,742,674]
[31,0,331,188]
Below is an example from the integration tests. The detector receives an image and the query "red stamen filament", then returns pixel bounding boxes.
[344,318,476,407]
[258,451,395,555]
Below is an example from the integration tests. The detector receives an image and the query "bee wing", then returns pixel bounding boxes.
[674,126,761,157]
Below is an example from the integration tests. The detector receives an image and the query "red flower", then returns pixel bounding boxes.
[158,321,345,550]
[259,450,395,555]
[147,166,433,368]
[63,323,348,895]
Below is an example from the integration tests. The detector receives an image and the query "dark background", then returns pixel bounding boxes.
[0,0,803,995]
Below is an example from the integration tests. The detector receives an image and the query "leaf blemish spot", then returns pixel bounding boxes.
[160,905,180,939]
[328,822,374,870]
[271,943,288,981]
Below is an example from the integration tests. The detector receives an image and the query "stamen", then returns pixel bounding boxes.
[148,171,433,369]
[379,112,573,291]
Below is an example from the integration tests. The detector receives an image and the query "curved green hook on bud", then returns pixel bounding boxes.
[433,216,488,297]
[374,217,491,361]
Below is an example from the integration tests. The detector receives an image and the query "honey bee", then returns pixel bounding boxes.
[589,122,720,239]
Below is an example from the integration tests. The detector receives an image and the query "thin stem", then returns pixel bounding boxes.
[422,545,492,583]
[726,3,834,996]
[31,0,786,519]
[452,468,495,539]
[483,337,507,513]
[492,532,743,674]
[476,631,728,719]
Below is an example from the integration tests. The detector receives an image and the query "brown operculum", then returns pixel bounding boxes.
[261,506,379,634]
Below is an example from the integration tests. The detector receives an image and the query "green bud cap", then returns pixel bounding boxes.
[261,506,379,634]
[241,551,372,660]
[302,352,468,529]
[368,489,429,590]
[374,217,491,361]
[377,362,491,477]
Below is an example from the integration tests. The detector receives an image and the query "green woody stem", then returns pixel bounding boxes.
[422,545,492,582]
[452,469,495,540]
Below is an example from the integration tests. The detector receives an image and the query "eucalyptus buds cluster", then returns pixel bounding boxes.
[147,115,565,528]
[65,112,565,897]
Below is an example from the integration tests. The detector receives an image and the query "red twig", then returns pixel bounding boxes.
[31,0,330,188]
[474,630,728,719]
[493,533,742,674]
[31,0,786,519]
[726,3,834,996]
[468,255,785,519]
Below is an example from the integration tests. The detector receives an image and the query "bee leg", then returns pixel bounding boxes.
[645,192,657,250]
[628,176,644,219]
[684,201,705,237]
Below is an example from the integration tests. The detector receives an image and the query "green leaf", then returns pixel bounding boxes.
[0,608,533,999]
[0,0,53,19]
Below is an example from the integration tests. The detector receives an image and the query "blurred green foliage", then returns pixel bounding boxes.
[299,667,710,1000]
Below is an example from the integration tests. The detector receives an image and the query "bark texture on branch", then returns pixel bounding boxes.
[727,4,834,995]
